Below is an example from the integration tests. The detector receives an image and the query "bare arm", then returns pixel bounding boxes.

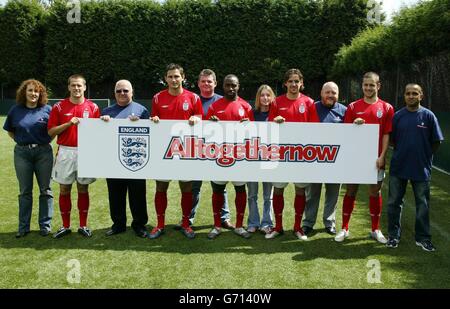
[48,117,79,138]
[376,133,390,169]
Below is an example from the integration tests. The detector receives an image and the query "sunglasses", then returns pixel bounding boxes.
[115,89,130,94]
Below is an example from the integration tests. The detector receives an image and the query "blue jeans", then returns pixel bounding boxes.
[387,175,431,242]
[247,182,273,228]
[14,144,53,233]
[190,181,230,224]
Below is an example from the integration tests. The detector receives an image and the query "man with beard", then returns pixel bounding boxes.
[302,82,346,237]
[265,68,319,241]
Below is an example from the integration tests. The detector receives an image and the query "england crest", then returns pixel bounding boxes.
[118,126,150,171]
[299,104,306,114]
[238,108,244,117]
[182,101,189,111]
[376,108,383,118]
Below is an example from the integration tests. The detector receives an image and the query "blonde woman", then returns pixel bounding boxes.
[246,85,275,234]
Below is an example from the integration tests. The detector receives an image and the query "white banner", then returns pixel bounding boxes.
[78,119,379,184]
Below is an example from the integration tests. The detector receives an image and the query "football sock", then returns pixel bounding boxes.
[155,191,167,229]
[370,195,382,232]
[181,192,193,228]
[273,193,284,232]
[293,194,306,232]
[342,195,356,230]
[77,192,89,227]
[212,192,224,228]
[235,191,247,228]
[59,193,72,229]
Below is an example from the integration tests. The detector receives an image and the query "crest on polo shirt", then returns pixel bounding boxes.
[376,108,383,118]
[118,126,150,172]
[238,108,245,117]
[182,101,189,111]
[299,104,306,114]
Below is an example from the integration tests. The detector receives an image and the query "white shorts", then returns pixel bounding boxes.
[272,182,310,189]
[52,146,96,185]
[213,181,246,186]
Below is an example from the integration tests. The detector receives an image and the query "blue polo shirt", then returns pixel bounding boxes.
[390,106,444,181]
[314,100,347,123]
[3,104,52,145]
[200,93,222,116]
[101,101,149,119]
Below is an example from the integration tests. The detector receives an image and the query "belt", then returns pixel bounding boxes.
[18,144,44,149]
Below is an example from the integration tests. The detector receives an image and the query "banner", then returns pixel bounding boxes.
[78,119,379,184]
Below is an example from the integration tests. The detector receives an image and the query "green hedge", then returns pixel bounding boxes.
[0,0,47,83]
[332,0,450,77]
[0,0,369,97]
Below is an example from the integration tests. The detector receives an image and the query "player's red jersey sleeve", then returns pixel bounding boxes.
[245,101,254,121]
[268,100,278,121]
[47,103,61,130]
[193,95,203,117]
[306,98,319,122]
[150,94,159,118]
[343,103,355,123]
[205,104,215,120]
[382,103,394,134]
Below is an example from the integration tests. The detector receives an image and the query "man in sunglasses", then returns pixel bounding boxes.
[100,80,150,238]
[149,63,203,239]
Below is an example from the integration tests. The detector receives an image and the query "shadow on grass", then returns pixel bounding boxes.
[0,224,398,258]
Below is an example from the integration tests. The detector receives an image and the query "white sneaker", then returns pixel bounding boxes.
[334,229,349,242]
[247,226,258,233]
[207,227,221,240]
[234,227,251,239]
[370,229,387,244]
[293,229,307,241]
[265,230,283,239]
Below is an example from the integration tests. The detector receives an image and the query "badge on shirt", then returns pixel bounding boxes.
[299,104,305,114]
[238,108,244,117]
[182,101,189,111]
[376,108,383,118]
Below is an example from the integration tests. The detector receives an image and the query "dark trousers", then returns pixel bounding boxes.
[106,178,148,232]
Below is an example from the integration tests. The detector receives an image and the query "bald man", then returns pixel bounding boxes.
[302,82,347,236]
[100,80,150,238]
[387,83,443,252]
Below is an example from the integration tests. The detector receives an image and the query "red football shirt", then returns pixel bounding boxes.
[269,94,319,122]
[205,97,254,121]
[151,89,203,120]
[47,98,100,147]
[344,98,394,155]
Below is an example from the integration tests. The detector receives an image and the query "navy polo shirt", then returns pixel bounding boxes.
[314,100,347,123]
[253,110,269,122]
[3,104,52,145]
[390,106,444,181]
[101,101,149,119]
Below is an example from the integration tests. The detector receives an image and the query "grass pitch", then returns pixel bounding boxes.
[0,116,449,288]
